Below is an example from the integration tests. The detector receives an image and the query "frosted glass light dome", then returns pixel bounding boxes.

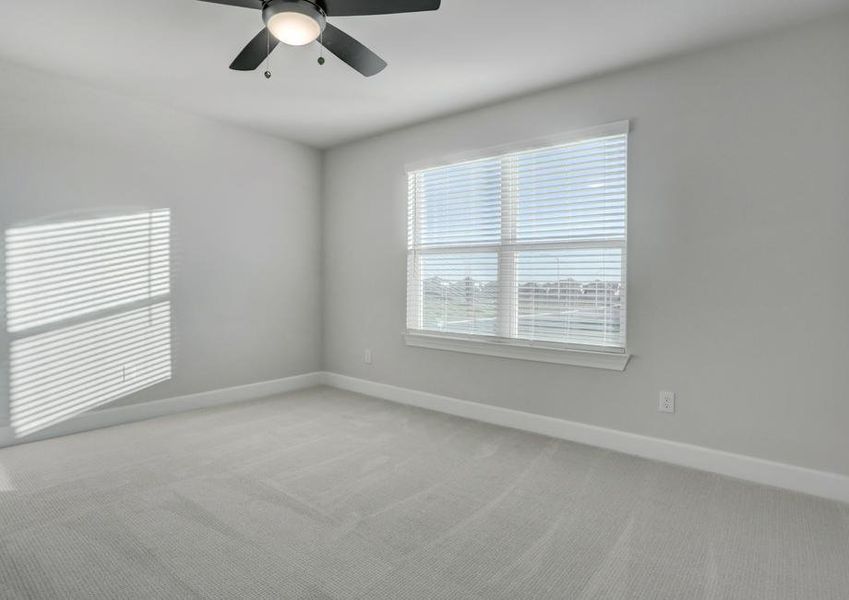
[267,11,321,46]
[262,0,326,47]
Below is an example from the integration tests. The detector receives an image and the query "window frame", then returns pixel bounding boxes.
[404,121,631,371]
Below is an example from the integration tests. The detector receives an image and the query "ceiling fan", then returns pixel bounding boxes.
[198,0,441,77]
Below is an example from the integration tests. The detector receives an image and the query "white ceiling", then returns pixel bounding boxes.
[0,0,846,147]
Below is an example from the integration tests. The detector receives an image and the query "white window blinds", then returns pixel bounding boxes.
[407,123,628,353]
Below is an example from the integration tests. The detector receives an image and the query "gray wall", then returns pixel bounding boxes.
[0,61,322,426]
[322,16,849,476]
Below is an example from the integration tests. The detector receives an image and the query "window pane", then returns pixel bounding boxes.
[515,136,626,243]
[407,126,629,352]
[517,248,624,348]
[415,158,502,247]
[418,253,498,336]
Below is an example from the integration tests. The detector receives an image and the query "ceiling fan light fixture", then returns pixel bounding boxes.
[263,0,325,46]
[207,0,441,76]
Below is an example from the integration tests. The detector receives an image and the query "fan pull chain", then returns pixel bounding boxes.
[264,29,272,79]
[317,28,325,66]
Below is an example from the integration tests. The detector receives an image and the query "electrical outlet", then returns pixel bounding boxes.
[658,390,675,413]
[363,349,372,364]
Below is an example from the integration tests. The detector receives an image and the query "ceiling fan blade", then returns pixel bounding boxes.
[320,23,387,77]
[321,0,440,17]
[230,29,279,71]
[197,0,262,9]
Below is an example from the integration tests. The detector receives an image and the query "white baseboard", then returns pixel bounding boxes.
[0,425,12,447]
[3,370,846,504]
[0,372,323,449]
[320,372,849,504]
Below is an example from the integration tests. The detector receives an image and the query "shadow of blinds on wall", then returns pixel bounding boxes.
[5,210,172,437]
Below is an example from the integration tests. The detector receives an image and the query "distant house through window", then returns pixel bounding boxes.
[406,122,628,356]
[4,209,172,436]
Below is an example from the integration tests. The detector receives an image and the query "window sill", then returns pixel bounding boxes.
[403,332,630,371]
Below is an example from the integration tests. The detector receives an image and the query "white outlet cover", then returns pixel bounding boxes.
[364,349,372,364]
[659,390,675,413]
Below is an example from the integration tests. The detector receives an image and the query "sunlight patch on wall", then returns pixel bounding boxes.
[5,209,172,437]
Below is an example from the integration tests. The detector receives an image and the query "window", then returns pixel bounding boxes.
[406,122,628,367]
[5,210,172,436]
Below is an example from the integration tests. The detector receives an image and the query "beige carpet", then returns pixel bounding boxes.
[0,385,847,599]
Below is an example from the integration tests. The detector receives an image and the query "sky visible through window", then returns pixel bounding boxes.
[419,140,625,282]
